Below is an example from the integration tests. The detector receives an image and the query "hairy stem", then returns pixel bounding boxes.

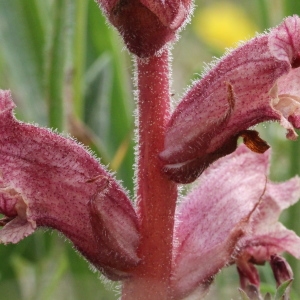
[122,49,177,299]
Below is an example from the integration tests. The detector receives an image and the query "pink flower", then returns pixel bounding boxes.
[170,145,300,299]
[160,15,300,183]
[0,90,140,280]
[96,0,192,57]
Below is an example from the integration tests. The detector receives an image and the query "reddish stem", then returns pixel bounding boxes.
[122,49,177,299]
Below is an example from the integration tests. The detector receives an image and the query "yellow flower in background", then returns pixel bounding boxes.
[193,1,258,51]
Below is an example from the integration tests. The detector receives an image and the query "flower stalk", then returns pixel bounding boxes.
[1,3,300,299]
[122,49,177,299]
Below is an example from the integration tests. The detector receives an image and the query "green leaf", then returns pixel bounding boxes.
[274,279,293,300]
[256,0,271,29]
[0,0,47,124]
[38,251,68,300]
[44,0,71,130]
[72,0,88,119]
[283,0,300,15]
[239,288,251,300]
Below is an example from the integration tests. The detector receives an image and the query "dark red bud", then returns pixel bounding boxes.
[97,0,192,57]
[270,255,293,287]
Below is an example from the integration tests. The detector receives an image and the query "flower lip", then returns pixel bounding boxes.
[0,186,37,245]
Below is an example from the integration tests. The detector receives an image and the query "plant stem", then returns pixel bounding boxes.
[122,49,177,299]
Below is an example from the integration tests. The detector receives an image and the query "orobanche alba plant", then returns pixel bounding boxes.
[1,1,300,299]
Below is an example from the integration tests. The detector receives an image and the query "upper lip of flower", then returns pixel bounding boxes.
[159,15,300,184]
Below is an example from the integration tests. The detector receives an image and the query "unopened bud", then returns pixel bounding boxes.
[270,255,293,287]
[96,0,192,57]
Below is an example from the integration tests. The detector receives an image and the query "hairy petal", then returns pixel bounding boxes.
[97,0,119,14]
[0,90,139,280]
[160,16,300,183]
[89,176,140,269]
[170,145,268,299]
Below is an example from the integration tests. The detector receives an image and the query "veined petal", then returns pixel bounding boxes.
[170,145,269,299]
[160,15,300,183]
[0,90,140,280]
[268,16,300,66]
[236,176,300,264]
[234,171,300,296]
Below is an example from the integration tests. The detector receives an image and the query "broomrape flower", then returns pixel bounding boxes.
[171,145,300,299]
[0,90,140,280]
[160,15,300,183]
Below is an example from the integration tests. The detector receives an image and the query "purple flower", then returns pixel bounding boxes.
[160,16,300,183]
[0,90,140,280]
[170,145,300,299]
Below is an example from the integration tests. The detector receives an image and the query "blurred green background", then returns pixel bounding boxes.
[0,0,299,299]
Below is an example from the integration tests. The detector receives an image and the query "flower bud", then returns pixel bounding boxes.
[96,0,192,57]
[270,255,293,287]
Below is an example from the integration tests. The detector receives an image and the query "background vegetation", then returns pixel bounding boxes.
[0,0,299,299]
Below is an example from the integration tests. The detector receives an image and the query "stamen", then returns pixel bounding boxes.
[240,130,270,154]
